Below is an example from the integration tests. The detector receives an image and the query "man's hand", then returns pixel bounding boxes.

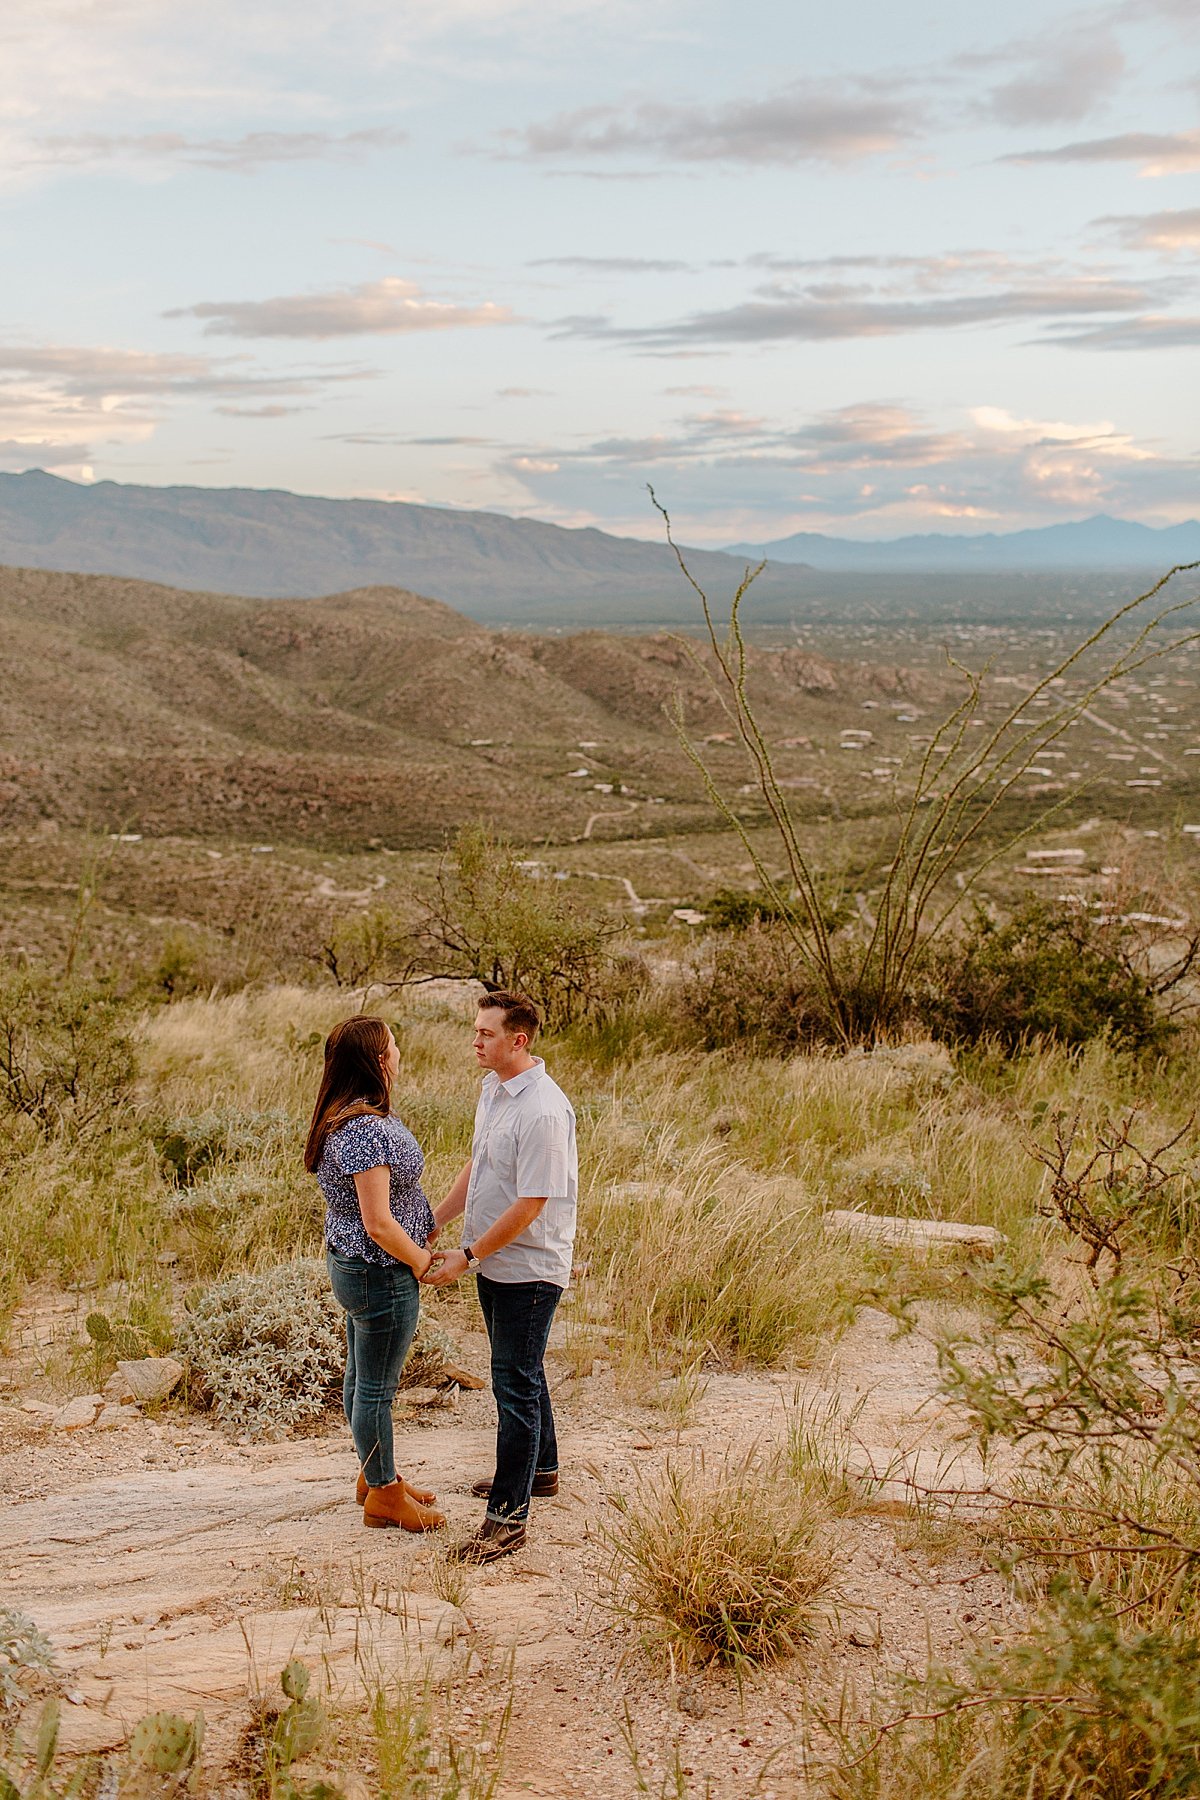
[421,1248,469,1286]
[426,1223,441,1249]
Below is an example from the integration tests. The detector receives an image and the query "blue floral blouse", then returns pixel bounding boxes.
[318,1110,435,1267]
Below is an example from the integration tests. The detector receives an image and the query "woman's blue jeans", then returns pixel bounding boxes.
[476,1274,563,1524]
[326,1248,420,1489]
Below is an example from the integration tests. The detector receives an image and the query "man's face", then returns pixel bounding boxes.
[473,1007,521,1071]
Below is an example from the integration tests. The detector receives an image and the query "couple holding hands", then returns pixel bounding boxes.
[303,992,577,1565]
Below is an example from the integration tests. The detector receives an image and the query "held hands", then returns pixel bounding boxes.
[421,1248,469,1287]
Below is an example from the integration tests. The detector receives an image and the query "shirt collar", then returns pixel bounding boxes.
[483,1056,545,1097]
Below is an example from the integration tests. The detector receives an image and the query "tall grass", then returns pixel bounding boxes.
[603,1448,839,1672]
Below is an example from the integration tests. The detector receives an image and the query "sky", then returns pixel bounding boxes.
[1,0,1197,544]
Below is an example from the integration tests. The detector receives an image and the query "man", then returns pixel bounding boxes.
[422,990,577,1564]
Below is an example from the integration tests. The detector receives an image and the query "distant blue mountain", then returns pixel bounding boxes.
[726,514,1200,571]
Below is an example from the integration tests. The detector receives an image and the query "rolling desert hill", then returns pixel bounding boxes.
[0,564,925,853]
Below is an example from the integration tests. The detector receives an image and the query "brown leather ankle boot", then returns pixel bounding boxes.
[356,1472,438,1507]
[362,1480,445,1532]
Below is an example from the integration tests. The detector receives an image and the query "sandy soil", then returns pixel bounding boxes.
[0,1298,1017,1797]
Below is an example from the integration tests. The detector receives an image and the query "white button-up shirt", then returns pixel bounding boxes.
[463,1058,577,1287]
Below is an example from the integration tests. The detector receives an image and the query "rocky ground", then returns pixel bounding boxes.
[0,1293,1016,1798]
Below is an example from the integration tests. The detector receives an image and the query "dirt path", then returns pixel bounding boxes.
[1,1309,1015,1797]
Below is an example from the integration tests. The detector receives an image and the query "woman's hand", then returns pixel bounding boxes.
[422,1248,468,1286]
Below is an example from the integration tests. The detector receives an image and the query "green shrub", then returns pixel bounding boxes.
[0,1610,55,1716]
[919,900,1164,1052]
[410,824,631,1029]
[0,965,135,1136]
[826,1595,1200,1800]
[154,1106,295,1185]
[677,921,822,1052]
[179,1259,457,1436]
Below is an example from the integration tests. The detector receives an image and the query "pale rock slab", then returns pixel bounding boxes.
[51,1395,103,1431]
[825,1209,1004,1250]
[109,1357,185,1405]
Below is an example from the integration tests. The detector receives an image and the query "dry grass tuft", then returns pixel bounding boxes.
[603,1450,838,1672]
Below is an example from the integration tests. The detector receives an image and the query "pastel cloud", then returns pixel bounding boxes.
[1002,130,1200,175]
[502,81,921,167]
[562,276,1161,348]
[167,279,518,340]
[972,31,1126,127]
[28,127,409,175]
[1097,208,1200,252]
[493,399,1200,535]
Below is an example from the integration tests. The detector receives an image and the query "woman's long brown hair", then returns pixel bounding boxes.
[303,1016,393,1172]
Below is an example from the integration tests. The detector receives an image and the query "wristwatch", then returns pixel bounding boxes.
[462,1244,482,1271]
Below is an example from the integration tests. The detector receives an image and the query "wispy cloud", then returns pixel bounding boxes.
[560,276,1161,348]
[1049,314,1200,349]
[0,343,368,400]
[500,81,922,167]
[968,31,1126,127]
[0,340,371,477]
[28,126,408,174]
[528,255,693,273]
[1002,130,1200,175]
[0,437,93,472]
[1097,207,1200,252]
[167,278,517,339]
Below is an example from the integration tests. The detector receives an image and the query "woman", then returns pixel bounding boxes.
[304,1016,444,1532]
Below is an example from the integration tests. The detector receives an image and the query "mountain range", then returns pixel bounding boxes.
[726,515,1200,571]
[0,475,1193,626]
[0,470,804,625]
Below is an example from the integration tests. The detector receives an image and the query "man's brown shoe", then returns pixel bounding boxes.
[446,1518,527,1564]
[470,1471,559,1500]
[363,1481,445,1532]
[357,1472,438,1507]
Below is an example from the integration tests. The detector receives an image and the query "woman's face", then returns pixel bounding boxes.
[381,1028,400,1088]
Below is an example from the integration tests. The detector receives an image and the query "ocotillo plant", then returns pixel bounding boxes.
[652,488,1200,1046]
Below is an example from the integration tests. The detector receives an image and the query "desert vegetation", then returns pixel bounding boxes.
[4,560,1200,1796]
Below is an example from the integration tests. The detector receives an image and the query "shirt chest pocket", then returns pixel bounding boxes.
[485,1125,518,1183]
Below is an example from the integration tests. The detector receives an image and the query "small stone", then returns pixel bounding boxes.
[20,1400,56,1416]
[95,1403,142,1431]
[399,1386,444,1407]
[52,1395,103,1431]
[113,1356,184,1405]
[440,1364,486,1391]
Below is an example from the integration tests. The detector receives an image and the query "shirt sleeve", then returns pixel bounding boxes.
[333,1116,392,1176]
[515,1112,571,1199]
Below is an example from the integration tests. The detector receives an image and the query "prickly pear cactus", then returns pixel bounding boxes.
[273,1694,322,1765]
[128,1709,204,1773]
[280,1659,310,1702]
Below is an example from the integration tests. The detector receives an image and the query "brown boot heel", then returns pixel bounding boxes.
[363,1481,445,1533]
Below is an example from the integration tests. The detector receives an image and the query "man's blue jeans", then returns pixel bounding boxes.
[326,1248,420,1488]
[476,1274,562,1524]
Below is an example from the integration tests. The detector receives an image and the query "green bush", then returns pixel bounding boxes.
[153,1106,295,1185]
[918,899,1164,1052]
[411,824,632,1029]
[179,1258,457,1436]
[674,922,829,1052]
[0,965,135,1136]
[826,1595,1200,1800]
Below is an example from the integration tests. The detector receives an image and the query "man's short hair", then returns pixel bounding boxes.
[478,990,541,1041]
